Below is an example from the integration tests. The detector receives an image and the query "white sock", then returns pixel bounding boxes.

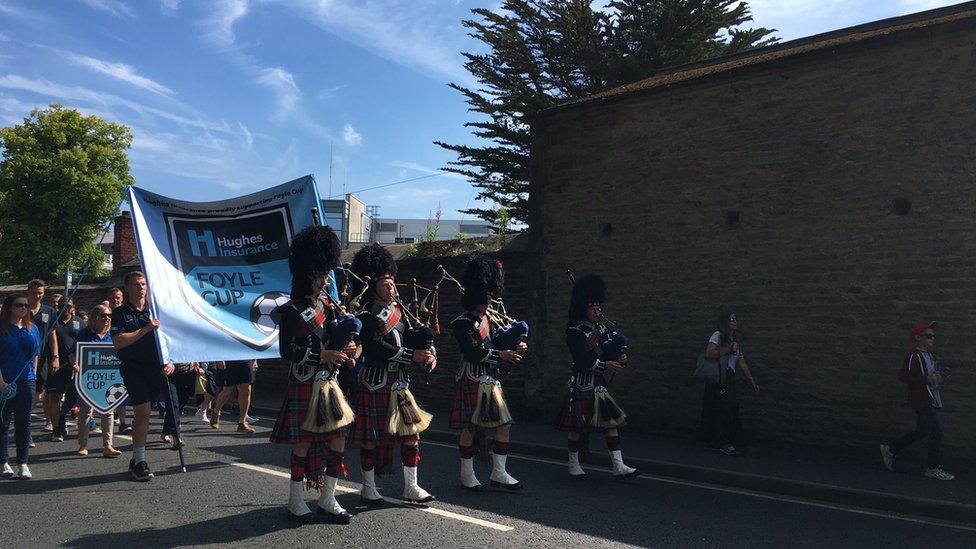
[134,446,146,463]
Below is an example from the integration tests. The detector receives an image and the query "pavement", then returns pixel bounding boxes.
[2,402,975,548]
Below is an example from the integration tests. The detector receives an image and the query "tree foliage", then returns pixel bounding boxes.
[0,104,133,281]
[436,0,776,226]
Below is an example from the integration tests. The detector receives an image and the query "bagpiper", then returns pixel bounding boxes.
[269,225,359,524]
[555,274,640,480]
[450,256,525,491]
[349,243,436,504]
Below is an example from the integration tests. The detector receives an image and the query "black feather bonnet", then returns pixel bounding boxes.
[460,255,504,310]
[288,225,341,301]
[351,242,397,285]
[568,274,606,322]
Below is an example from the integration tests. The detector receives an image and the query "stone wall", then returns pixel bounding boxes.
[528,16,976,467]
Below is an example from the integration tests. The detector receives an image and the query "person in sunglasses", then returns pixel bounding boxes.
[701,312,759,456]
[73,304,122,457]
[880,322,954,481]
[0,295,42,479]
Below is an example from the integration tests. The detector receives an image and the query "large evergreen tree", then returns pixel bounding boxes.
[436,0,776,226]
[0,105,133,281]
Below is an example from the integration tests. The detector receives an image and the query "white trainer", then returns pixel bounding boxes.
[1,462,13,478]
[16,464,32,479]
[194,409,210,424]
[924,468,955,481]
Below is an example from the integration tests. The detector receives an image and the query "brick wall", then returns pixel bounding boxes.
[528,17,976,467]
[112,211,137,276]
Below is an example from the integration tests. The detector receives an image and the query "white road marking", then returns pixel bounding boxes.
[231,462,514,532]
[420,440,976,533]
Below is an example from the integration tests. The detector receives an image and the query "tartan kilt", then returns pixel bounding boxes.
[348,383,394,446]
[555,388,595,433]
[450,373,512,430]
[269,375,346,444]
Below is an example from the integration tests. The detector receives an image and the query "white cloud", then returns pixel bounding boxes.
[161,0,181,14]
[341,123,362,146]
[65,53,175,96]
[273,0,474,84]
[238,121,253,149]
[0,74,231,134]
[256,67,299,121]
[78,0,134,19]
[203,0,249,49]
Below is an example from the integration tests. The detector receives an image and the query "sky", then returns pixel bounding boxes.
[0,0,963,220]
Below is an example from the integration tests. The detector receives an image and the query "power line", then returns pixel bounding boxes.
[326,171,450,199]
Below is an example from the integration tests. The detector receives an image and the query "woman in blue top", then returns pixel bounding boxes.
[0,294,42,479]
[73,304,122,457]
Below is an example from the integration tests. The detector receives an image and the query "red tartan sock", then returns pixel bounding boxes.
[325,449,347,478]
[458,443,477,459]
[401,444,421,467]
[290,453,306,482]
[493,440,510,456]
[605,435,621,452]
[567,438,581,453]
[360,447,375,472]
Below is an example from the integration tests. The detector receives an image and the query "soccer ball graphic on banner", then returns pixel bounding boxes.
[105,384,127,406]
[250,291,290,335]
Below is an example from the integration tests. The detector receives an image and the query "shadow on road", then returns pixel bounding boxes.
[63,506,294,548]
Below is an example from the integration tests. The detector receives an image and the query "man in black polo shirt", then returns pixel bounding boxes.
[27,280,59,432]
[48,299,84,442]
[112,271,174,481]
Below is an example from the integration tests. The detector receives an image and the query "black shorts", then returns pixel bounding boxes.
[35,361,49,393]
[119,363,165,406]
[217,361,254,387]
[44,366,73,393]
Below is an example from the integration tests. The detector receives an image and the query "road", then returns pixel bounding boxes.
[2,410,973,548]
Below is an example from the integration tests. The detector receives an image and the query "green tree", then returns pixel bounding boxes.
[436,0,776,226]
[0,104,133,281]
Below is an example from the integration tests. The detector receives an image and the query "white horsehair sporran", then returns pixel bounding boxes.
[301,370,354,433]
[471,375,512,428]
[591,385,627,428]
[387,380,433,436]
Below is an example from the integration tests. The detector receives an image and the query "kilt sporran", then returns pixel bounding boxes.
[591,385,626,429]
[386,381,433,436]
[471,375,512,428]
[301,372,355,433]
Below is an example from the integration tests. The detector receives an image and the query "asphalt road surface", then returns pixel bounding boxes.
[2,411,973,548]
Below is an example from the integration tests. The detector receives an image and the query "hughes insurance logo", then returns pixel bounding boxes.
[165,206,294,350]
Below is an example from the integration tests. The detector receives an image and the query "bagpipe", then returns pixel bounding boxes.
[436,265,529,352]
[339,260,438,435]
[566,270,628,363]
[437,265,524,428]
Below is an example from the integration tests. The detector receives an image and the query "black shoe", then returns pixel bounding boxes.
[461,483,483,492]
[119,424,132,435]
[316,506,352,524]
[287,511,320,524]
[613,468,642,480]
[129,459,153,482]
[569,472,588,480]
[361,496,385,507]
[51,431,64,443]
[489,480,523,492]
